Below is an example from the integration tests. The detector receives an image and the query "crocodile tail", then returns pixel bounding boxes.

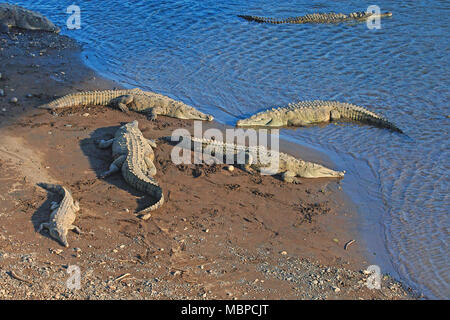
[122,164,164,213]
[140,192,164,213]
[38,183,65,196]
[334,102,403,133]
[36,90,127,110]
[238,15,285,24]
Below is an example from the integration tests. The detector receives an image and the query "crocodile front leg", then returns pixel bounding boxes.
[109,95,134,113]
[101,154,126,178]
[145,108,158,121]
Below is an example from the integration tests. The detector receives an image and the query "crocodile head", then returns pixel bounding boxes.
[13,6,61,33]
[236,113,286,127]
[49,227,69,247]
[174,106,214,121]
[300,164,345,179]
[118,120,139,131]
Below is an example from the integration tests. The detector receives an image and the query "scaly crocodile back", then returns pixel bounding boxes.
[122,128,164,213]
[37,89,143,109]
[167,135,344,178]
[238,11,391,24]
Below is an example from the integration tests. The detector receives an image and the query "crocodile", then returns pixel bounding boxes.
[37,88,214,121]
[97,120,164,214]
[0,3,60,33]
[238,11,392,25]
[37,183,80,247]
[163,135,344,183]
[236,100,403,133]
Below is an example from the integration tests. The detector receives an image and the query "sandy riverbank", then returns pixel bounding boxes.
[0,29,414,299]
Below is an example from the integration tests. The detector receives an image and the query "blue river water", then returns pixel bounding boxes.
[14,0,449,298]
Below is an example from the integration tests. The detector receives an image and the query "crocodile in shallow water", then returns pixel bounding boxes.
[238,11,392,25]
[236,100,403,133]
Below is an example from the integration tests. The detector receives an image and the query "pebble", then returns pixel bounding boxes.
[0,89,4,96]
[280,251,287,255]
[82,113,90,117]
[10,97,18,104]
[333,287,341,293]
[226,165,234,172]
[1,108,5,112]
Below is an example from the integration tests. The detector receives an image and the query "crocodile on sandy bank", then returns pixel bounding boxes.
[0,3,60,33]
[97,120,164,215]
[238,11,392,25]
[38,88,214,121]
[236,100,403,133]
[37,183,80,247]
[163,135,344,183]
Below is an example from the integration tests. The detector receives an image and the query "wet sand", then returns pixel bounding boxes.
[0,30,414,299]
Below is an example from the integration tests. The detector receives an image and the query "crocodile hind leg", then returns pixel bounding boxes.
[281,171,302,184]
[147,139,157,148]
[37,222,50,233]
[101,155,126,178]
[69,225,82,234]
[144,155,157,177]
[97,138,114,149]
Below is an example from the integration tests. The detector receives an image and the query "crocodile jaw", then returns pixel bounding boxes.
[300,165,345,179]
[237,116,277,127]
[17,11,60,33]
[50,228,69,247]
[175,108,214,121]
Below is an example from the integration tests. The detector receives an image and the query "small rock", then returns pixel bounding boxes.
[226,165,234,172]
[280,251,287,255]
[0,89,4,96]
[9,97,18,104]
[1,108,6,112]
[82,113,90,117]
[25,93,33,98]
[333,286,341,293]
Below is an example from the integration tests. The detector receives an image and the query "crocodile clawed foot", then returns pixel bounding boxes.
[71,225,82,234]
